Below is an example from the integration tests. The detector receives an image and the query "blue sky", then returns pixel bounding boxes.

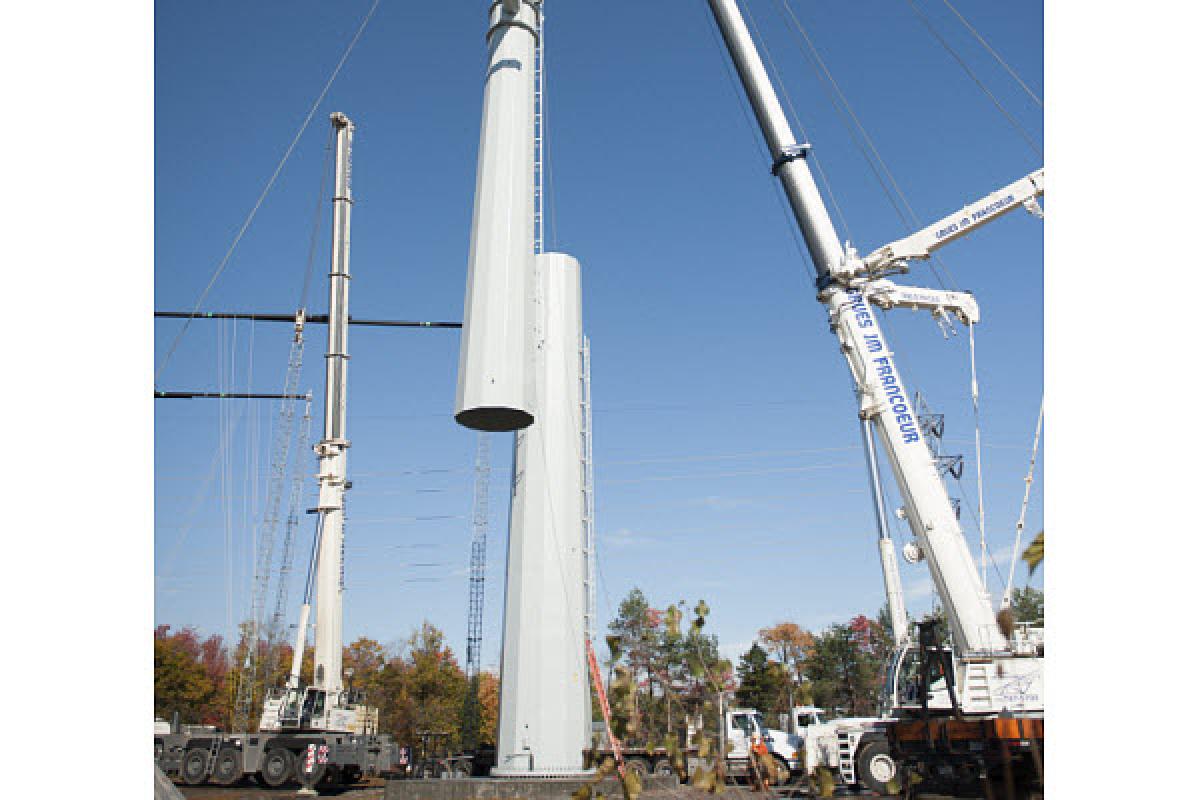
[154,0,1044,668]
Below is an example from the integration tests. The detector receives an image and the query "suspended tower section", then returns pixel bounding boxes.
[454,0,591,776]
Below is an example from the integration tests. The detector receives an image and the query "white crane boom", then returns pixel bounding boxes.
[864,280,979,326]
[705,0,1005,657]
[859,169,1044,277]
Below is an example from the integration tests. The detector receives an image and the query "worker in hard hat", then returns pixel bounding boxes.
[750,733,771,791]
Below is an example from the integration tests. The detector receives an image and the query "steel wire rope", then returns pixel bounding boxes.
[222,319,236,649]
[154,0,382,384]
[159,403,248,579]
[745,0,855,244]
[299,127,337,312]
[774,0,960,291]
[701,2,817,281]
[940,0,1042,109]
[904,0,1042,159]
[773,1,919,230]
[244,320,258,632]
[862,304,1003,584]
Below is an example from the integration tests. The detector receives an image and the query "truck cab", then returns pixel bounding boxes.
[724,708,767,760]
[763,706,824,773]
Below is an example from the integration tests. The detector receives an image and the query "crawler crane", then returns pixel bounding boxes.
[703,2,1044,796]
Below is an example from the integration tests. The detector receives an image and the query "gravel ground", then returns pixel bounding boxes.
[172,780,971,800]
[178,780,386,800]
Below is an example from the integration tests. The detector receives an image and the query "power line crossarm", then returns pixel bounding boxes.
[154,311,461,328]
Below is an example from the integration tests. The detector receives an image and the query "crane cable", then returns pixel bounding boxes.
[1002,398,1044,609]
[772,0,955,291]
[743,0,855,245]
[904,0,1042,159]
[968,321,987,591]
[940,0,1043,109]
[154,0,382,384]
[701,1,817,281]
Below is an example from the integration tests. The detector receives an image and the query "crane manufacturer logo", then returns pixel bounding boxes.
[845,292,919,444]
[996,672,1040,706]
[935,194,1016,241]
[872,356,919,444]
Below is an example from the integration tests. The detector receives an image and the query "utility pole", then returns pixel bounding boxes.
[312,112,354,694]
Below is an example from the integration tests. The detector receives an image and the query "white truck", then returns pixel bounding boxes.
[589,707,782,783]
[761,706,897,793]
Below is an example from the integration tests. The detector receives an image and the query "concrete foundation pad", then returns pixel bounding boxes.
[385,775,680,800]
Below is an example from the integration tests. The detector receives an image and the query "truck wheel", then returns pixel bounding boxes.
[855,739,898,795]
[342,765,363,785]
[652,757,674,777]
[259,748,294,788]
[295,758,327,787]
[211,747,242,786]
[181,748,211,785]
[626,757,650,779]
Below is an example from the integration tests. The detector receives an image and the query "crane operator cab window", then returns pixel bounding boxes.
[281,687,304,725]
[301,687,326,727]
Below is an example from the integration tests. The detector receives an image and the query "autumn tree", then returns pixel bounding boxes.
[476,671,500,747]
[757,622,815,709]
[154,625,230,727]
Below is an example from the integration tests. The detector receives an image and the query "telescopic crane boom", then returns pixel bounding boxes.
[704,0,1004,657]
[259,112,367,735]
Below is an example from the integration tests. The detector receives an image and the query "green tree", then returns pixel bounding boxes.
[805,616,889,717]
[605,590,727,746]
[734,643,789,715]
[1010,586,1044,624]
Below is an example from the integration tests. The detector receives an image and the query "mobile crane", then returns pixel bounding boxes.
[703,2,1044,796]
[155,113,398,790]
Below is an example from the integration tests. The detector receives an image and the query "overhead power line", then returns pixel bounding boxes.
[154,0,383,383]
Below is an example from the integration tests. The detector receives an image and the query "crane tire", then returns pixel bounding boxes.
[626,757,650,779]
[855,739,898,795]
[295,758,328,787]
[211,747,242,786]
[181,748,211,786]
[259,748,294,788]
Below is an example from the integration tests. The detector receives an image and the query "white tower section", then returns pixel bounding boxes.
[493,253,590,776]
[313,112,354,692]
[455,0,540,432]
